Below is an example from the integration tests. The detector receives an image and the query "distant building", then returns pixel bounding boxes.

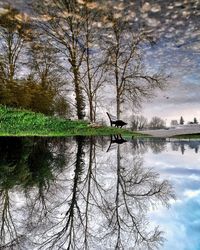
[171,120,178,126]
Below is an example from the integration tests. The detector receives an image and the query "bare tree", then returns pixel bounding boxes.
[0,6,30,82]
[149,116,166,130]
[34,0,87,119]
[105,13,167,119]
[80,4,107,122]
[131,115,148,131]
[0,6,31,105]
[34,1,109,122]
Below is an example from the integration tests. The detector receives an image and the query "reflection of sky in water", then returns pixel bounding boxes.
[1,138,200,249]
[145,142,200,250]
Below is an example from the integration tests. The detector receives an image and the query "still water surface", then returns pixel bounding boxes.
[0,137,199,250]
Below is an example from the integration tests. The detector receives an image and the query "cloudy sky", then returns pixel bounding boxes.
[142,31,200,125]
[1,0,200,125]
[136,0,200,125]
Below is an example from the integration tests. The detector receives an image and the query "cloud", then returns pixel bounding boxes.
[163,167,200,177]
[184,189,200,198]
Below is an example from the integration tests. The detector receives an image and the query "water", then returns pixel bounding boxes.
[0,136,199,250]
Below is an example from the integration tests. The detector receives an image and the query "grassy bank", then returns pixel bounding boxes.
[0,106,141,137]
[172,133,200,139]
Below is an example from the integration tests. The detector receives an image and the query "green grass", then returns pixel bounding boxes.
[0,106,142,137]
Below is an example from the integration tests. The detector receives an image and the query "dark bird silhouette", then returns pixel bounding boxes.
[106,112,128,128]
[114,120,128,128]
[106,135,127,152]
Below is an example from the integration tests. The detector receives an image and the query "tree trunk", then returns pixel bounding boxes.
[116,90,121,119]
[89,97,93,122]
[72,57,85,120]
[74,74,85,120]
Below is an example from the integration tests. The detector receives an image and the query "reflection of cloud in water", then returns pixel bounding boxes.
[184,189,200,198]
[144,140,200,250]
[150,197,200,250]
[163,167,200,177]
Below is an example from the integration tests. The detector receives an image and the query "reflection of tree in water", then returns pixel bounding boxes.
[148,140,167,154]
[180,144,185,155]
[131,139,200,155]
[28,137,175,250]
[131,138,148,154]
[171,142,179,152]
[101,145,174,249]
[35,136,113,249]
[25,138,72,237]
[0,189,22,249]
[0,137,28,248]
[131,138,167,155]
[0,137,68,249]
[0,137,175,249]
[4,135,199,250]
[32,136,86,250]
[171,141,200,154]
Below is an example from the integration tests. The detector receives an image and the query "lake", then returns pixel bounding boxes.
[0,136,199,250]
